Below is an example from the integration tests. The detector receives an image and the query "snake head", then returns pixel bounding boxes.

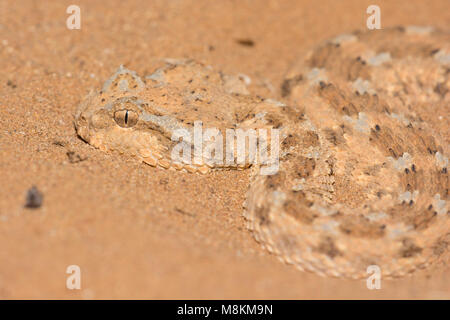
[74,66,175,166]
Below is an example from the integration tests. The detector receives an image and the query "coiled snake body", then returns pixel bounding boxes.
[76,27,449,279]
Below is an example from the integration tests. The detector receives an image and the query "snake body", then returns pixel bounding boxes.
[75,27,449,279]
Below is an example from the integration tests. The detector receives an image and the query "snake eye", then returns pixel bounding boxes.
[114,109,138,128]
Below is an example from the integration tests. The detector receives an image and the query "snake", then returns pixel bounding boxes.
[75,26,449,279]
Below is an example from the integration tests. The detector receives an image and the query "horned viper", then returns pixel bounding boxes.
[75,27,449,279]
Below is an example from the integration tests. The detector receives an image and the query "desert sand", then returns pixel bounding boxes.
[0,0,449,299]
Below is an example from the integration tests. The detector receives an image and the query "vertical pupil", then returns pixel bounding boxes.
[124,110,128,124]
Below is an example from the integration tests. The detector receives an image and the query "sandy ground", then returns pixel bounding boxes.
[0,0,449,299]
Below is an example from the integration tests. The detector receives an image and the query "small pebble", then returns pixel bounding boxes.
[235,38,255,47]
[24,186,43,209]
[67,151,87,163]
